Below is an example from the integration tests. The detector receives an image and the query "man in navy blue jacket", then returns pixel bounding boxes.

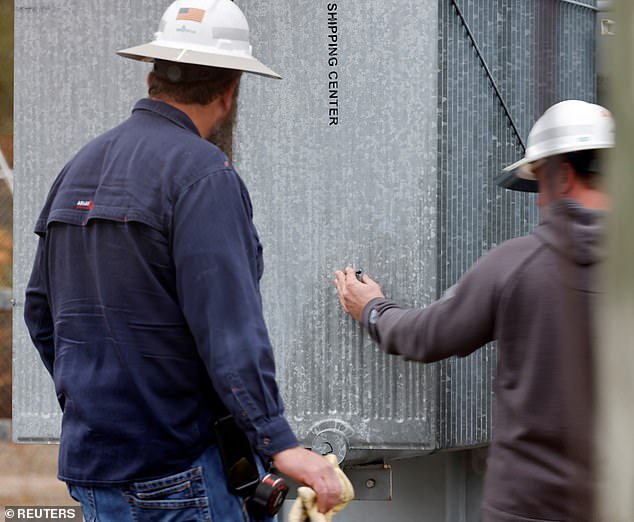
[24,1,341,520]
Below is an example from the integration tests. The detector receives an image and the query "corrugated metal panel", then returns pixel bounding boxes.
[13,0,442,455]
[437,0,597,449]
[234,0,440,456]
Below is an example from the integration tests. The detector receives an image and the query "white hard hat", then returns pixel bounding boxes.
[503,100,614,181]
[117,0,281,79]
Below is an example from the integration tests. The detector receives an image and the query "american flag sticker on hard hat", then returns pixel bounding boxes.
[176,7,206,23]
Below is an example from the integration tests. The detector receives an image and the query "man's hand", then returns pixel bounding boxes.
[334,266,384,322]
[272,446,342,514]
[287,454,354,522]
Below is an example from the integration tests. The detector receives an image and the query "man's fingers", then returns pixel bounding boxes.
[334,271,349,312]
[314,470,342,514]
[362,273,376,285]
[272,447,344,515]
[336,265,379,320]
[337,291,349,313]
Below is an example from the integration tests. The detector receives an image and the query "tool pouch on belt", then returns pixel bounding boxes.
[213,394,289,517]
[214,414,261,497]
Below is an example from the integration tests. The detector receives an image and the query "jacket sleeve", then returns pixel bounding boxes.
[172,167,298,459]
[24,235,56,377]
[362,250,504,363]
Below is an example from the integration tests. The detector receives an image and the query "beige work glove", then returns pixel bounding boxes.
[287,454,355,522]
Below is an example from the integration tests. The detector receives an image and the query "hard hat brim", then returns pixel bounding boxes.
[494,169,538,192]
[117,42,282,80]
[503,157,535,180]
[502,142,614,181]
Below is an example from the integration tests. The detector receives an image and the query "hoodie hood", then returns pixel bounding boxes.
[533,199,606,291]
[534,199,606,265]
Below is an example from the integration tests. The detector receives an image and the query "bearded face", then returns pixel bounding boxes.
[206,82,239,160]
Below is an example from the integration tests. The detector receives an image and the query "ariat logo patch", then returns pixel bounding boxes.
[76,200,93,210]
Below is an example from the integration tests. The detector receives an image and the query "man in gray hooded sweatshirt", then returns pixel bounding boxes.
[334,100,614,522]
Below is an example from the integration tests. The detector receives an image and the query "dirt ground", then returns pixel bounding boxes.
[0,440,78,507]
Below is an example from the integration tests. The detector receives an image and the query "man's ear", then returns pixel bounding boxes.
[560,161,577,195]
[220,78,239,113]
[147,71,154,89]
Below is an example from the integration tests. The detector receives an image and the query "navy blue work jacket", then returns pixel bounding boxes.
[24,98,298,486]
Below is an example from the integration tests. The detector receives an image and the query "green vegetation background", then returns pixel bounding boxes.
[0,0,13,419]
[0,0,13,137]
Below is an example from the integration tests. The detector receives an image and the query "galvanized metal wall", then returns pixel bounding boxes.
[234,0,440,456]
[12,0,441,454]
[437,0,598,449]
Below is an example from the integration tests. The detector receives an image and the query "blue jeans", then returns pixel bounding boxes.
[67,444,276,522]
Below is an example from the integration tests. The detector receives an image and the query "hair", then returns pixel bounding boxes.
[148,63,242,106]
[565,150,602,190]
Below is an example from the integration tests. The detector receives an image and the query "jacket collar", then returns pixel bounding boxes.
[132,98,200,136]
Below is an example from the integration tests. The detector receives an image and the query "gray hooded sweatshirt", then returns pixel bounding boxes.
[361,199,604,522]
